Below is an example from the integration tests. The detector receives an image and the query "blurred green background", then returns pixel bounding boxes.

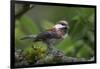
[15,4,95,60]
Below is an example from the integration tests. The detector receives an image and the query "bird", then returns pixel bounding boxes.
[21,20,69,52]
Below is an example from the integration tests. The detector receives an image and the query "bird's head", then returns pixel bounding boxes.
[54,20,69,33]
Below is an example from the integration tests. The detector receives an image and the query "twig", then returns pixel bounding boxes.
[15,3,35,19]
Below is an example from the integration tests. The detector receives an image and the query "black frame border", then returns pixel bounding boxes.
[10,0,97,68]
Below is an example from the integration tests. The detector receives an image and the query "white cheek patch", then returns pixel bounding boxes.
[54,24,65,29]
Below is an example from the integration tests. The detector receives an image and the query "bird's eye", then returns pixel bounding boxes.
[61,23,65,25]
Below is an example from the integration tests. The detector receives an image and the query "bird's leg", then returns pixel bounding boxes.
[44,40,54,55]
[44,39,66,57]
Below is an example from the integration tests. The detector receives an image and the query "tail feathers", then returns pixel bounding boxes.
[20,35,37,40]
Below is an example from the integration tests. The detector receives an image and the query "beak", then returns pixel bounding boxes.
[65,25,69,30]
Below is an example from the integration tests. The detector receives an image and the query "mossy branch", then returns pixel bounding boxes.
[15,44,94,67]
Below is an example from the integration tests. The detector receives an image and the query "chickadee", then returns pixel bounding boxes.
[21,20,69,54]
[21,20,69,49]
